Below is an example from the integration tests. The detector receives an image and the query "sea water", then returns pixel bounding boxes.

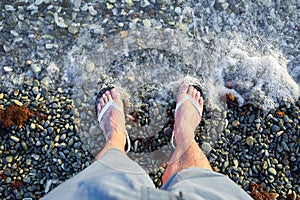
[63,27,299,171]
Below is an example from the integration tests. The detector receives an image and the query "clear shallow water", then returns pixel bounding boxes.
[63,27,299,170]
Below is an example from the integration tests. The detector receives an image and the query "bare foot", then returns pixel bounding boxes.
[173,82,203,147]
[96,88,126,152]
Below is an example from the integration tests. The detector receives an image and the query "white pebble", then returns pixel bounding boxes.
[174,7,182,14]
[26,4,38,11]
[86,61,95,73]
[13,99,23,106]
[45,179,52,193]
[73,0,82,9]
[10,30,19,36]
[35,0,44,6]
[10,136,20,142]
[5,5,15,11]
[53,13,67,28]
[45,44,58,49]
[88,6,97,16]
[4,66,13,72]
[143,19,152,28]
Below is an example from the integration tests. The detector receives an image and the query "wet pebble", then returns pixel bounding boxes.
[201,142,212,153]
[268,167,277,176]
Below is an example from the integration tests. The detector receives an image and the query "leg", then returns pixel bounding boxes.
[43,88,155,199]
[162,83,212,184]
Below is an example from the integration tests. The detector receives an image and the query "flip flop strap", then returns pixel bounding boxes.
[97,101,131,152]
[98,101,124,130]
[175,95,202,118]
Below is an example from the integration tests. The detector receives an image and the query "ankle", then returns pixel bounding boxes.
[107,131,126,148]
[174,126,194,138]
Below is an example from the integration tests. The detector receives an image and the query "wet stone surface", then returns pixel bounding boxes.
[0,0,300,199]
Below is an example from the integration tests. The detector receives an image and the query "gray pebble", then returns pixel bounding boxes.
[68,26,79,34]
[271,125,281,132]
[5,177,12,184]
[89,126,99,135]
[32,154,40,161]
[201,142,212,153]
[3,169,11,176]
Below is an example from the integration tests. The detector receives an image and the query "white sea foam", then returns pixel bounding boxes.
[216,36,299,110]
[63,27,299,168]
[64,28,299,114]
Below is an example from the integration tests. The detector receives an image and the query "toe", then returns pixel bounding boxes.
[179,82,189,93]
[102,94,108,104]
[192,87,197,98]
[106,91,113,101]
[187,85,195,97]
[198,97,203,105]
[100,98,105,107]
[177,82,189,101]
[111,88,120,101]
[195,91,201,99]
[111,88,124,108]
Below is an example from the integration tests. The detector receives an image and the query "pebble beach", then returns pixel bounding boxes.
[0,0,299,199]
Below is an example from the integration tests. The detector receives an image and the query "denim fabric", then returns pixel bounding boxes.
[42,149,252,200]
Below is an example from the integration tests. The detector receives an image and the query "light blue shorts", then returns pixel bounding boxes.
[42,149,253,200]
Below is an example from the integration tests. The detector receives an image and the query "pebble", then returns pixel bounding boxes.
[4,66,13,72]
[6,156,13,163]
[53,13,67,28]
[32,154,40,161]
[263,161,268,169]
[46,44,58,49]
[5,5,15,11]
[35,0,45,5]
[86,61,95,73]
[10,136,20,142]
[27,4,38,11]
[141,0,150,7]
[152,108,160,117]
[32,86,39,95]
[5,177,12,184]
[174,7,182,14]
[89,126,98,135]
[26,159,32,165]
[68,26,79,34]
[143,19,152,28]
[246,136,254,146]
[45,180,52,193]
[88,6,97,16]
[13,99,23,106]
[21,141,28,150]
[201,142,212,153]
[268,167,277,176]
[271,125,281,132]
[232,120,240,128]
[0,0,299,199]
[30,123,36,130]
[3,169,11,176]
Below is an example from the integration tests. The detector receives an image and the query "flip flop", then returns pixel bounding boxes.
[95,87,131,153]
[171,84,204,148]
